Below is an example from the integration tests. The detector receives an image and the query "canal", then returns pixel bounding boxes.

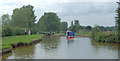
[3,36,118,59]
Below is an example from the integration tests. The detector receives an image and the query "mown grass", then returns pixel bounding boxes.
[75,32,90,36]
[55,33,65,35]
[55,32,90,36]
[1,34,42,49]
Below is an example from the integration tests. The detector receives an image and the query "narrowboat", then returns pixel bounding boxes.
[66,31,74,39]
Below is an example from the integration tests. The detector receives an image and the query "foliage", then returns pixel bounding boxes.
[91,26,118,43]
[2,26,37,37]
[68,20,85,33]
[74,20,79,25]
[71,21,73,26]
[2,26,16,36]
[60,22,68,31]
[98,26,116,31]
[11,5,36,28]
[92,32,118,43]
[91,26,101,40]
[1,14,11,26]
[1,5,38,37]
[86,25,92,31]
[37,12,61,32]
[116,5,120,41]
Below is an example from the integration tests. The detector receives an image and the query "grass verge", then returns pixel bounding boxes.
[55,33,65,35]
[75,32,90,36]
[1,34,42,49]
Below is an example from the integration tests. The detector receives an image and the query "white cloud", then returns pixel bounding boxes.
[0,0,118,27]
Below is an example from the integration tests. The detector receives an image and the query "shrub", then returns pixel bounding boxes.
[15,28,25,35]
[92,31,118,43]
[2,26,16,36]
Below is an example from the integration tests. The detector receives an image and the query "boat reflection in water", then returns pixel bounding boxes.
[67,38,74,44]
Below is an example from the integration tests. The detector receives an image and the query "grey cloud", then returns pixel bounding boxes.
[0,2,117,27]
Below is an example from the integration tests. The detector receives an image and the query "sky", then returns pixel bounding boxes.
[0,0,119,27]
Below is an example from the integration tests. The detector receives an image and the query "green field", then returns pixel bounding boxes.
[75,32,90,36]
[55,33,65,35]
[1,34,42,49]
[55,32,90,36]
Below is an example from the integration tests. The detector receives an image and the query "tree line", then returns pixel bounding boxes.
[1,5,68,37]
[0,4,117,39]
[68,20,116,33]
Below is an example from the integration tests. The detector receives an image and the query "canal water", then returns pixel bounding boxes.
[4,36,118,59]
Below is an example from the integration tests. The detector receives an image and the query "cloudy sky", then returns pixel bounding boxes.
[0,0,119,27]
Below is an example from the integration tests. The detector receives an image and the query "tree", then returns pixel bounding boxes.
[0,18,2,37]
[91,25,100,40]
[38,12,61,32]
[71,21,73,26]
[68,24,84,33]
[74,20,79,25]
[61,22,68,31]
[116,3,120,41]
[68,20,84,33]
[1,14,11,26]
[86,25,92,31]
[11,5,36,28]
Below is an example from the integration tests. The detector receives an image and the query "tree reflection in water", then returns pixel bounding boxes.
[40,35,60,52]
[11,45,35,59]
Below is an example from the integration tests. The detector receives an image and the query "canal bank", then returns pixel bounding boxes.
[55,33,90,37]
[1,34,43,58]
[3,36,118,59]
[1,33,118,59]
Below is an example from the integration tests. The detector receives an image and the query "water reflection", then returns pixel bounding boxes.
[67,38,74,45]
[4,36,118,59]
[91,40,118,50]
[40,35,60,52]
[2,52,12,60]
[7,45,35,59]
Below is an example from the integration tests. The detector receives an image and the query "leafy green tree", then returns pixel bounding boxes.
[11,5,36,28]
[116,6,120,41]
[61,22,68,31]
[71,21,73,26]
[69,20,85,32]
[38,12,61,32]
[68,24,84,33]
[1,14,14,36]
[0,18,2,37]
[86,25,92,31]
[91,26,100,40]
[74,20,79,25]
[1,14,11,26]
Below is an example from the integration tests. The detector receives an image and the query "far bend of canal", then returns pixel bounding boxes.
[3,36,118,59]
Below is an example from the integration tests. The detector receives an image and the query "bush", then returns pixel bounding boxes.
[92,31,118,43]
[94,32,106,42]
[30,28,37,34]
[15,28,25,35]
[2,26,16,36]
[2,26,39,37]
[105,32,118,43]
